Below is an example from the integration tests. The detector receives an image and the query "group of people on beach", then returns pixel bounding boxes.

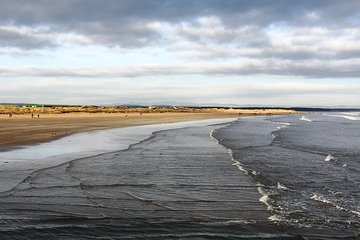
[7,113,40,118]
[31,113,40,119]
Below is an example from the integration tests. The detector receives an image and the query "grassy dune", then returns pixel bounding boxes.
[0,105,296,115]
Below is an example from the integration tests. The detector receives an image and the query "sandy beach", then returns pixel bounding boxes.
[0,109,295,150]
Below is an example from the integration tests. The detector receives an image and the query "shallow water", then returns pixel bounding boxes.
[0,115,359,239]
[0,118,235,192]
[0,121,293,239]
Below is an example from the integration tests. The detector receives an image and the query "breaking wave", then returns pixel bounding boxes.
[325,154,336,162]
[310,194,360,217]
[300,116,313,122]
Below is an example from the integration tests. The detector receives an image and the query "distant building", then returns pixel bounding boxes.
[23,104,44,108]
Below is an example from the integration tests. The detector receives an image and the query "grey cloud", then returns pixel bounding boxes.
[173,23,360,61]
[0,0,359,80]
[1,59,360,78]
[0,28,55,49]
[0,0,359,48]
[72,21,161,47]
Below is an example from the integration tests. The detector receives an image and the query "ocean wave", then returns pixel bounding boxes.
[310,194,360,217]
[231,162,248,174]
[229,150,249,175]
[268,214,284,222]
[341,112,360,116]
[257,186,274,211]
[324,113,360,121]
[210,128,251,175]
[300,116,313,122]
[203,219,258,226]
[271,121,291,130]
[325,154,336,162]
[343,116,360,121]
[277,182,289,191]
[211,128,280,218]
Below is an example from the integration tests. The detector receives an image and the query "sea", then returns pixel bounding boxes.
[0,113,359,239]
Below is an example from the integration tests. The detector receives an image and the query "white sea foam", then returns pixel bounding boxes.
[257,186,273,211]
[210,129,250,176]
[273,122,291,130]
[341,112,360,120]
[268,214,283,222]
[209,220,257,225]
[311,194,332,204]
[300,116,313,122]
[229,150,249,175]
[343,115,360,121]
[325,154,336,162]
[310,194,360,217]
[277,182,289,190]
[342,112,360,116]
[324,112,360,121]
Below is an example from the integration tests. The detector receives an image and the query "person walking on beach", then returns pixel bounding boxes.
[37,114,40,119]
[31,113,34,118]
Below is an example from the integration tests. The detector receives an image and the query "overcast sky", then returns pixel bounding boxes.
[0,0,359,107]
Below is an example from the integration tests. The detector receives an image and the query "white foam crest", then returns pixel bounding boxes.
[211,126,278,215]
[277,182,289,190]
[209,219,257,226]
[310,194,360,217]
[300,116,313,122]
[210,129,249,175]
[324,113,360,121]
[268,214,283,222]
[257,186,273,211]
[343,116,360,121]
[325,154,336,162]
[273,121,291,130]
[229,150,249,175]
[341,112,360,116]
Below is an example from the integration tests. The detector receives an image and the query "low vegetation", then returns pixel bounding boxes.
[0,105,296,115]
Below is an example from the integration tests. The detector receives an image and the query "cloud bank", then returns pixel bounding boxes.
[0,0,359,106]
[1,58,360,78]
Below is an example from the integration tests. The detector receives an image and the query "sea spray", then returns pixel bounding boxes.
[300,116,312,122]
[325,154,336,162]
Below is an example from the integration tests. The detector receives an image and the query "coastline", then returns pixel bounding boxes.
[1,113,358,238]
[0,112,234,151]
[0,118,282,239]
[0,118,238,193]
[0,110,295,151]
